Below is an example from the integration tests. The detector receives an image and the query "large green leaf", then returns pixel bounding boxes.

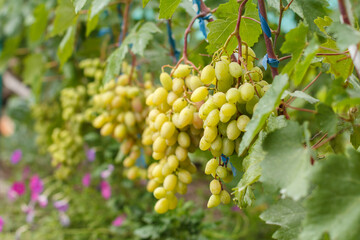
[159,0,181,19]
[57,25,76,67]
[103,44,129,84]
[282,90,319,104]
[73,0,87,13]
[260,121,311,200]
[350,125,360,149]
[328,22,360,51]
[22,54,45,101]
[86,9,99,37]
[260,198,305,240]
[90,0,111,18]
[280,23,308,75]
[300,149,360,240]
[51,0,77,36]
[207,0,261,54]
[315,103,338,136]
[0,34,22,71]
[28,4,49,43]
[314,16,332,34]
[238,74,289,156]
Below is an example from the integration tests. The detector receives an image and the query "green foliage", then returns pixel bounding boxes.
[28,4,49,44]
[159,0,182,19]
[57,25,76,67]
[51,0,77,36]
[328,23,360,51]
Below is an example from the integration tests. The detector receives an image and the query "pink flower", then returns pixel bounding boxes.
[0,216,4,232]
[87,148,96,162]
[101,164,114,179]
[38,195,48,208]
[112,215,126,227]
[59,212,70,227]
[11,149,22,164]
[8,182,26,201]
[82,173,91,187]
[100,181,111,200]
[29,175,44,201]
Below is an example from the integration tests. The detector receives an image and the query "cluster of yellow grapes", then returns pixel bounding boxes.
[143,64,205,214]
[60,86,88,126]
[196,45,269,208]
[79,58,105,81]
[91,67,153,180]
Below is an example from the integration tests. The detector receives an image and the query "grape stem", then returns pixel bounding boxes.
[273,0,295,48]
[234,0,248,63]
[283,103,317,114]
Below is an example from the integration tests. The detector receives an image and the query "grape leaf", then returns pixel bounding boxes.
[73,0,87,13]
[260,121,311,200]
[280,23,308,75]
[51,0,77,36]
[159,0,181,19]
[206,0,261,54]
[328,22,360,51]
[314,16,332,34]
[90,0,111,18]
[315,103,338,136]
[57,25,76,67]
[86,9,99,36]
[0,34,22,71]
[299,149,360,240]
[28,4,49,43]
[282,90,319,104]
[22,54,44,102]
[103,44,128,84]
[260,198,305,240]
[350,125,360,149]
[142,0,151,8]
[238,74,289,156]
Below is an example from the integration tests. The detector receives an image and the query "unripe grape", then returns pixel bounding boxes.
[154,198,169,214]
[217,78,233,93]
[154,187,167,199]
[191,86,208,102]
[178,169,192,184]
[163,174,178,191]
[175,146,188,161]
[222,138,235,156]
[209,179,222,195]
[220,103,237,117]
[200,136,211,151]
[160,121,176,139]
[220,190,231,204]
[173,64,191,78]
[240,83,254,102]
[204,126,218,143]
[211,135,223,152]
[160,72,173,91]
[153,87,168,105]
[153,137,167,152]
[237,115,250,132]
[207,194,221,208]
[227,120,241,140]
[205,158,218,175]
[188,75,203,90]
[201,65,216,84]
[226,88,241,103]
[147,179,160,192]
[172,98,187,112]
[178,132,191,148]
[101,122,115,136]
[168,155,179,170]
[213,92,227,107]
[216,166,228,179]
[229,62,243,78]
[204,109,220,127]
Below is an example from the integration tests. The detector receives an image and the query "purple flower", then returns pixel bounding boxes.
[59,212,70,227]
[101,164,114,179]
[22,204,35,223]
[37,195,48,208]
[112,215,126,227]
[11,149,22,164]
[82,173,91,187]
[8,182,26,200]
[0,216,4,232]
[54,200,69,212]
[29,175,44,201]
[100,181,111,200]
[86,148,96,162]
[231,206,241,212]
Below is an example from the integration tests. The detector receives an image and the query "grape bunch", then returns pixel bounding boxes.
[142,64,204,214]
[60,86,88,127]
[197,45,270,208]
[79,58,106,82]
[91,68,153,180]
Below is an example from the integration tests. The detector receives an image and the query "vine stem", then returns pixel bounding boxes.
[121,0,131,43]
[234,0,248,63]
[284,104,317,113]
[337,0,360,78]
[258,0,279,78]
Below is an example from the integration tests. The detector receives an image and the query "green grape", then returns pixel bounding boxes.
[153,87,168,105]
[160,121,176,139]
[114,124,127,139]
[200,137,211,151]
[100,122,115,136]
[220,190,231,204]
[154,113,169,130]
[191,86,208,102]
[211,136,223,152]
[215,61,231,82]
[240,83,255,102]
[204,109,220,127]
[178,107,193,128]
[241,45,256,61]
[153,136,167,153]
[147,179,160,192]
[216,166,228,179]
[154,187,167,199]
[237,115,250,132]
[173,64,191,78]
[168,195,178,210]
[167,91,179,106]
[201,65,216,84]
[213,92,227,108]
[207,194,221,208]
[209,179,222,195]
[160,72,173,90]
[175,146,188,161]
[172,98,187,113]
[172,78,185,94]
[222,138,235,156]
[227,120,241,140]
[205,158,218,175]
[220,103,237,117]
[188,75,203,90]
[168,155,179,170]
[154,198,169,214]
[178,132,191,148]
[203,126,218,143]
[226,88,241,103]
[178,169,192,184]
[245,96,259,115]
[229,62,243,78]
[163,174,178,191]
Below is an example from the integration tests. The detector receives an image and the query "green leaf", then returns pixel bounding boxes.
[57,25,76,67]
[86,9,99,36]
[159,0,181,19]
[142,0,151,8]
[22,54,44,102]
[238,74,289,155]
[260,198,305,240]
[300,149,360,240]
[0,34,22,71]
[90,0,111,18]
[314,16,333,34]
[103,44,129,84]
[350,125,360,149]
[260,121,311,200]
[315,103,338,136]
[73,0,87,13]
[319,39,353,80]
[207,0,262,54]
[328,22,360,51]
[282,90,319,104]
[280,23,308,75]
[51,0,77,36]
[28,4,49,43]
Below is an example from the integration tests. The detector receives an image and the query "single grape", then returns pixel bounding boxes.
[191,86,208,102]
[229,62,243,78]
[163,174,178,191]
[227,120,241,140]
[209,179,222,195]
[220,190,231,204]
[160,72,173,90]
[154,198,169,214]
[201,65,216,84]
[154,187,167,199]
[237,115,250,132]
[240,83,255,102]
[207,194,221,208]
